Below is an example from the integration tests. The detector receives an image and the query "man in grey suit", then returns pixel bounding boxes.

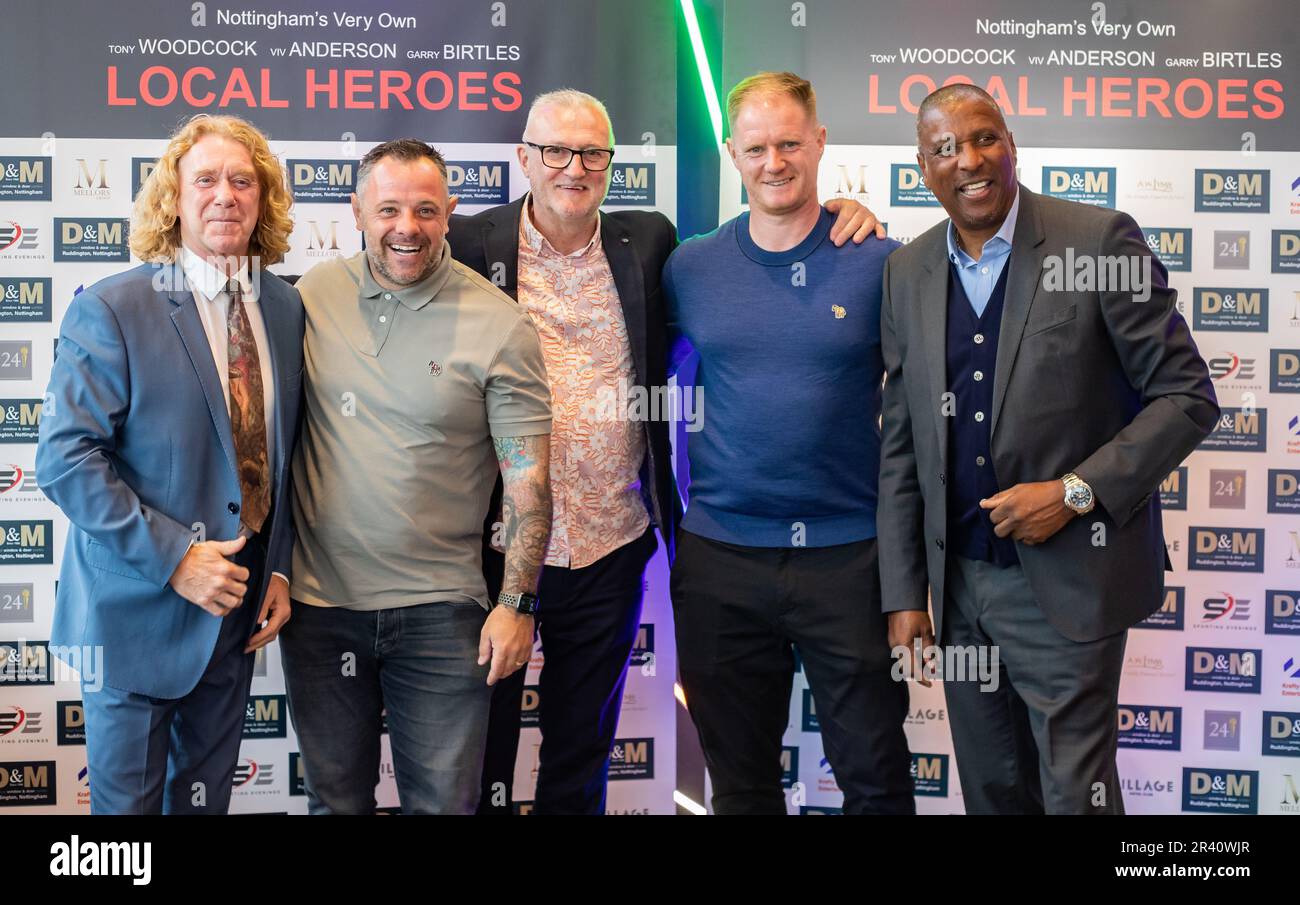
[878,84,1218,814]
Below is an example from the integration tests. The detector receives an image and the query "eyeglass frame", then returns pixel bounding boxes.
[522,141,616,172]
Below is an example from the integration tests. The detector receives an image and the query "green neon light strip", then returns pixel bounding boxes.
[680,0,724,146]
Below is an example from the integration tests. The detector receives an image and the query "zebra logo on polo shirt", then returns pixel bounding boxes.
[832,305,846,319]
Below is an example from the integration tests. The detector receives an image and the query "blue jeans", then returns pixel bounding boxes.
[280,599,491,815]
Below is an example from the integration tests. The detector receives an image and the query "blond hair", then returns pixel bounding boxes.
[726,71,817,130]
[130,114,293,264]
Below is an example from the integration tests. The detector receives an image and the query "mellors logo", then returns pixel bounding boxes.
[1182,767,1257,814]
[1196,169,1269,213]
[1041,167,1115,208]
[72,159,111,200]
[288,159,355,203]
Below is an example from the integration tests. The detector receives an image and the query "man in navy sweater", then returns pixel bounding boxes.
[663,72,913,815]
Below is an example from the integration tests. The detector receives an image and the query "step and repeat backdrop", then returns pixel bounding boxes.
[0,0,678,814]
[719,0,1300,814]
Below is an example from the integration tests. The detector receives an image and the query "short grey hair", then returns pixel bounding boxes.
[523,89,614,143]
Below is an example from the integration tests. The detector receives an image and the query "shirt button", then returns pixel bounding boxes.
[936,539,945,550]
[976,456,986,466]
[384,293,392,300]
[228,502,240,514]
[981,266,989,274]
[973,370,984,381]
[379,315,387,323]
[974,333,985,344]
[975,411,985,423]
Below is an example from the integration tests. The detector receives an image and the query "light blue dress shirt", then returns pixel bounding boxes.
[945,189,1021,317]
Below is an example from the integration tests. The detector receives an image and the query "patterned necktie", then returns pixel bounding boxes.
[225,277,271,534]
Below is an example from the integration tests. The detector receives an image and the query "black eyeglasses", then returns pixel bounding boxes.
[524,142,615,172]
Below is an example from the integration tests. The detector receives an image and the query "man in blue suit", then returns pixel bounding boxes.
[37,115,304,814]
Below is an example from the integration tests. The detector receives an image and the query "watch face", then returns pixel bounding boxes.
[1067,484,1093,509]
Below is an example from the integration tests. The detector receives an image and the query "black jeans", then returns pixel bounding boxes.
[477,527,657,815]
[671,529,913,815]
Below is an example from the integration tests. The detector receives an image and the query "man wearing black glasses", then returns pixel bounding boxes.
[451,89,881,814]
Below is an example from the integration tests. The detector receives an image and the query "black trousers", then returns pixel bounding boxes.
[477,527,657,815]
[671,529,913,815]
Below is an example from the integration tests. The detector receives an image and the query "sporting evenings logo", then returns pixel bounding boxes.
[1200,408,1266,453]
[1159,467,1187,510]
[1273,351,1300,393]
[445,161,508,205]
[0,399,42,443]
[1195,169,1269,213]
[1042,166,1115,207]
[288,159,356,202]
[608,738,653,780]
[890,164,940,207]
[1144,227,1191,272]
[0,223,42,260]
[0,521,52,565]
[1264,712,1300,756]
[1182,767,1257,813]
[1139,585,1184,630]
[1117,705,1181,750]
[0,278,51,323]
[54,218,129,262]
[0,706,42,742]
[1193,288,1268,332]
[0,157,51,201]
[231,759,276,793]
[604,164,655,206]
[1208,353,1258,384]
[0,465,42,503]
[1274,230,1300,274]
[911,753,949,797]
[1185,647,1261,693]
[1199,592,1253,628]
[1267,591,1300,635]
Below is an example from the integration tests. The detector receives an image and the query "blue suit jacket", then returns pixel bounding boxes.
[38,261,304,699]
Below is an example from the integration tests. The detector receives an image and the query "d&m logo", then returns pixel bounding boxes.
[0,760,55,806]
[1185,646,1261,693]
[289,752,305,796]
[1193,288,1268,332]
[1208,468,1246,510]
[0,641,52,685]
[131,157,158,200]
[0,520,53,564]
[57,701,85,746]
[288,159,356,203]
[0,278,51,323]
[446,161,508,205]
[629,623,654,668]
[1042,166,1115,207]
[1268,591,1300,635]
[1199,592,1252,628]
[1274,230,1300,274]
[801,688,819,732]
[1188,527,1264,573]
[1200,408,1266,453]
[910,753,948,797]
[1182,767,1257,813]
[72,159,111,200]
[1159,468,1187,510]
[1195,169,1269,213]
[1139,585,1183,630]
[1269,470,1300,514]
[0,222,40,259]
[1264,711,1300,756]
[1144,228,1191,272]
[1272,351,1300,394]
[0,400,42,443]
[800,805,843,815]
[520,682,539,727]
[890,164,940,207]
[0,706,42,742]
[608,738,653,780]
[0,158,51,201]
[1204,710,1241,751]
[1117,705,1180,750]
[241,694,286,739]
[780,745,798,787]
[0,583,32,624]
[604,164,655,206]
[0,341,32,381]
[54,218,129,263]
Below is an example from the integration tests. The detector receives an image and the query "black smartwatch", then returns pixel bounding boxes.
[496,592,540,616]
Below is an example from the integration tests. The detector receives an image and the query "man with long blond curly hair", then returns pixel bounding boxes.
[37,114,305,814]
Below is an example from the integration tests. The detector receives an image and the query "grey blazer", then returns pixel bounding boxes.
[877,186,1219,643]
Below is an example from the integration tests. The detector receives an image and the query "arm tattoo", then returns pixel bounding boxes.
[494,435,552,596]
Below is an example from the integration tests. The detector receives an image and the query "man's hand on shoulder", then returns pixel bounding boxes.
[824,197,886,246]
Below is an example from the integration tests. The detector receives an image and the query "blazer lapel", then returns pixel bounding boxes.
[163,261,238,479]
[919,232,951,464]
[601,216,649,389]
[483,197,524,299]
[990,186,1047,439]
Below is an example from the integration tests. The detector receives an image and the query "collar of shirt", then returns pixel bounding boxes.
[522,193,602,258]
[946,186,1021,269]
[353,239,454,310]
[180,246,256,304]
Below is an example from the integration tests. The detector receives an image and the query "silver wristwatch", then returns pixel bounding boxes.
[1061,472,1095,515]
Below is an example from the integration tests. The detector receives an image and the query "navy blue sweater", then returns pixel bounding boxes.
[664,208,899,548]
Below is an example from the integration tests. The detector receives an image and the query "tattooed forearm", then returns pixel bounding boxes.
[494,434,552,595]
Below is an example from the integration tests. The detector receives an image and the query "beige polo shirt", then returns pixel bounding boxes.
[291,244,551,611]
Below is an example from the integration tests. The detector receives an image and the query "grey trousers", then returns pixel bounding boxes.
[942,555,1128,815]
